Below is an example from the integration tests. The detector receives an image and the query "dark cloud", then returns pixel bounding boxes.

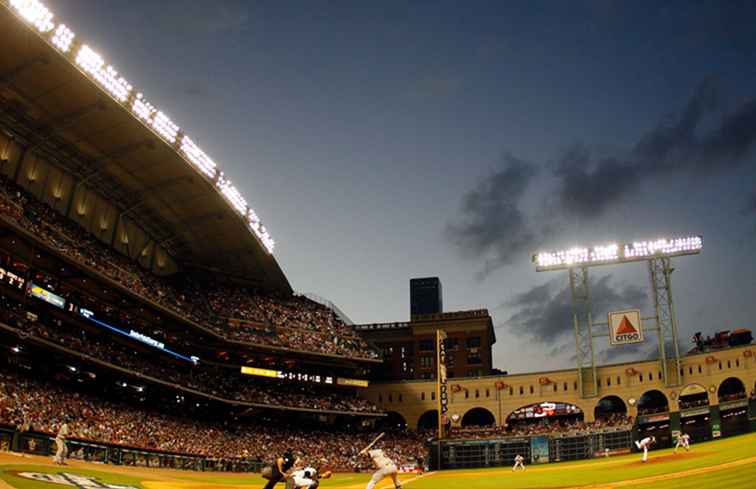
[161,2,251,36]
[505,274,647,346]
[448,78,756,276]
[600,341,650,364]
[555,78,756,218]
[445,153,541,276]
[180,82,212,99]
[643,340,680,362]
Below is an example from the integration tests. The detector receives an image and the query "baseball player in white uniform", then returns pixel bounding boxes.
[287,467,332,489]
[361,447,401,489]
[674,433,691,453]
[288,467,317,489]
[635,436,656,462]
[53,420,70,465]
[512,454,526,471]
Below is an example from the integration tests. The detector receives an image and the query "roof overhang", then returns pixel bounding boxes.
[0,2,290,292]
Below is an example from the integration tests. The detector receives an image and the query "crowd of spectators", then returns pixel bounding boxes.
[637,405,668,415]
[447,413,633,440]
[0,174,378,360]
[678,397,709,410]
[0,369,426,470]
[0,294,378,414]
[719,392,747,402]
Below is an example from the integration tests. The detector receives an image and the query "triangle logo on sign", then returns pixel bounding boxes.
[616,315,638,334]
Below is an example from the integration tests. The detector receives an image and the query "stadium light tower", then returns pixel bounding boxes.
[532,236,703,398]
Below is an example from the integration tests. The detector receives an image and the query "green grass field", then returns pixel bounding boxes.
[2,434,756,489]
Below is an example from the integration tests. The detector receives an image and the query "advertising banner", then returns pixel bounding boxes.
[608,309,644,345]
[530,436,549,464]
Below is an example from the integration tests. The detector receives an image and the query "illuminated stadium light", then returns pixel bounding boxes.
[11,0,54,33]
[217,173,248,215]
[7,0,276,254]
[131,94,180,143]
[50,23,75,52]
[179,136,217,179]
[247,209,275,253]
[152,111,180,143]
[533,235,702,271]
[624,236,703,259]
[131,94,179,143]
[131,93,155,122]
[75,45,133,103]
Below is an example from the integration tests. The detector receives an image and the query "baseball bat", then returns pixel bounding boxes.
[359,432,385,455]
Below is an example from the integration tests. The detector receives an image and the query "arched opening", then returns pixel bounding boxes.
[506,402,583,437]
[637,390,669,415]
[679,384,709,409]
[594,395,627,421]
[718,377,749,437]
[461,407,496,427]
[636,390,671,448]
[678,384,711,443]
[377,411,407,431]
[417,410,438,431]
[718,377,746,403]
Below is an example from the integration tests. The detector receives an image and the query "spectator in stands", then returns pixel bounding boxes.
[0,368,425,470]
[0,173,379,360]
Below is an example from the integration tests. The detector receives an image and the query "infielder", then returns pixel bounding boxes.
[674,433,691,453]
[512,454,526,471]
[53,419,69,465]
[360,445,401,489]
[635,436,656,462]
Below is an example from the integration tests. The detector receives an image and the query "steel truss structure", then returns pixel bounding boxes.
[559,257,689,398]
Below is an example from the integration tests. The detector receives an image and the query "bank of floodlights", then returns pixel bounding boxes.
[5,0,276,254]
[51,24,74,52]
[533,236,702,271]
[10,0,52,32]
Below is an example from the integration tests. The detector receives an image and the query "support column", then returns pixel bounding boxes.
[649,258,682,386]
[570,267,597,398]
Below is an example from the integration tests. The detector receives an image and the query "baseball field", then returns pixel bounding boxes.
[1,433,755,489]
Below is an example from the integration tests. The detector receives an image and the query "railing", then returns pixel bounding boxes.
[0,426,264,472]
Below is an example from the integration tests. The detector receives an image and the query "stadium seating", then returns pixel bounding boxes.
[0,292,377,414]
[0,174,377,360]
[0,368,425,470]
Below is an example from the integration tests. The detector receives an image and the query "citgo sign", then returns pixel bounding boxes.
[608,309,644,345]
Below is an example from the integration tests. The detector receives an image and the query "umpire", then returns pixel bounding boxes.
[261,450,295,489]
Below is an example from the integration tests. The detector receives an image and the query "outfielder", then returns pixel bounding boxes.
[360,445,401,489]
[53,419,69,465]
[512,454,526,471]
[674,433,691,453]
[635,436,656,462]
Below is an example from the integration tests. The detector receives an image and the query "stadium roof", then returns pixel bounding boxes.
[0,1,291,292]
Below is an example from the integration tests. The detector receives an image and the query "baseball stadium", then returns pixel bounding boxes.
[1,1,755,489]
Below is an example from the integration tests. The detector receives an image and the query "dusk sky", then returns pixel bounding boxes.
[47,0,756,373]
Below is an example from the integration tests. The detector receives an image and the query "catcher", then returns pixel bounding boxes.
[286,467,332,489]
